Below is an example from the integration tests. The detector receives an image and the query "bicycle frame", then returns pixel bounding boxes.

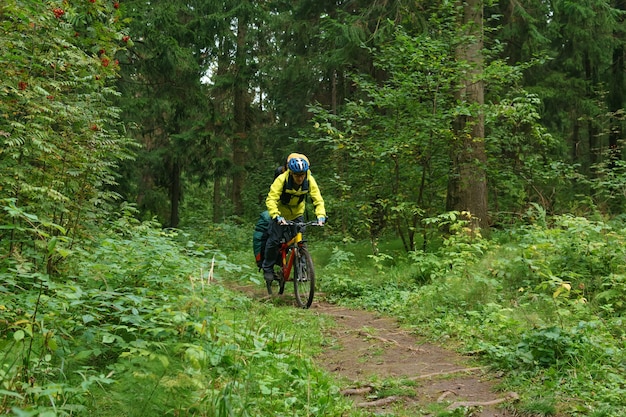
[279,228,304,281]
[266,220,320,308]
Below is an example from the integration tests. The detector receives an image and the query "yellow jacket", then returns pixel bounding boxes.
[266,170,326,221]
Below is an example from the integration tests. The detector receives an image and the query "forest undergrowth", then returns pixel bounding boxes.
[1,207,625,416]
[318,211,626,417]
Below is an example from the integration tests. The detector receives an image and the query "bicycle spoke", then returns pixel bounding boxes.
[293,248,315,308]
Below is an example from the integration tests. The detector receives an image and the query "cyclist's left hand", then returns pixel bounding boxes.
[317,216,326,226]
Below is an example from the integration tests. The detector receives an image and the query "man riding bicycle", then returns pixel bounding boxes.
[262,154,326,284]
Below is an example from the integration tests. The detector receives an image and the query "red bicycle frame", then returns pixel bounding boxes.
[278,228,304,280]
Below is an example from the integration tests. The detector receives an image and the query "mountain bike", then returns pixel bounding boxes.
[266,221,320,308]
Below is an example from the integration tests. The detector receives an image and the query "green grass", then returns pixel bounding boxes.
[0,215,353,417]
[313,215,626,417]
[3,212,625,416]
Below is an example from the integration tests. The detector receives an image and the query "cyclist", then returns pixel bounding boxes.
[262,154,326,284]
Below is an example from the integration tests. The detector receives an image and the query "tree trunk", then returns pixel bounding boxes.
[212,177,222,223]
[609,0,625,164]
[585,54,599,168]
[609,42,624,158]
[169,160,181,228]
[232,10,249,216]
[447,0,489,232]
[212,143,223,223]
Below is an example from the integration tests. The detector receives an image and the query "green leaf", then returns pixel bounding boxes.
[0,390,23,399]
[47,236,58,255]
[74,350,94,360]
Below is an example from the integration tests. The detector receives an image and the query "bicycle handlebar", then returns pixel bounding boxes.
[281,220,324,227]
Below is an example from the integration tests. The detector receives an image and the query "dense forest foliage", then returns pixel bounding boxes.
[1,0,625,416]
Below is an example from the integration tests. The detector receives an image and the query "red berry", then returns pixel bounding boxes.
[101,57,110,67]
[90,124,99,131]
[18,81,28,90]
[90,0,96,3]
[47,95,55,100]
[53,8,65,18]
[98,49,106,56]
[122,35,130,42]
[113,2,120,9]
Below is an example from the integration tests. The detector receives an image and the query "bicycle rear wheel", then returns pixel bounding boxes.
[293,247,315,308]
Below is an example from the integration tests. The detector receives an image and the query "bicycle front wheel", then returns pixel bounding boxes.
[293,247,315,308]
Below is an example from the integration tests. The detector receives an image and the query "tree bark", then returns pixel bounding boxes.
[232,10,249,216]
[609,0,625,164]
[212,143,224,223]
[585,54,599,168]
[447,0,489,232]
[169,160,181,228]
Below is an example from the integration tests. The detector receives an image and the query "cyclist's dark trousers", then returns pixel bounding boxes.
[261,216,303,273]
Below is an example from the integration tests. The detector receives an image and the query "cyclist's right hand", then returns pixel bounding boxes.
[275,216,287,225]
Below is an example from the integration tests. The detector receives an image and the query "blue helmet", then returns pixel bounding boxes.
[288,157,309,174]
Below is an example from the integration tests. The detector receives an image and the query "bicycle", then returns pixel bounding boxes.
[266,221,321,308]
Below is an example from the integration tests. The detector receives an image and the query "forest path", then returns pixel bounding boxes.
[311,301,518,416]
[228,281,519,416]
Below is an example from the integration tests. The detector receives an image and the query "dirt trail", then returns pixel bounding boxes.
[311,302,517,416]
[229,282,518,416]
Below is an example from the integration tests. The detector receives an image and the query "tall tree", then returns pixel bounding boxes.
[232,4,251,216]
[493,0,626,211]
[609,0,626,161]
[308,24,459,250]
[117,1,213,227]
[447,0,489,231]
[200,0,269,219]
[1,0,134,270]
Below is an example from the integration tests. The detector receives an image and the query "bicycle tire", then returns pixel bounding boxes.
[293,247,315,308]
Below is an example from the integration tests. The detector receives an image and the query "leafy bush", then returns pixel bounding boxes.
[1,213,351,416]
[317,211,626,417]
[323,274,371,300]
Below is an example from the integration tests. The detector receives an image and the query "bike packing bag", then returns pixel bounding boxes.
[253,210,272,269]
